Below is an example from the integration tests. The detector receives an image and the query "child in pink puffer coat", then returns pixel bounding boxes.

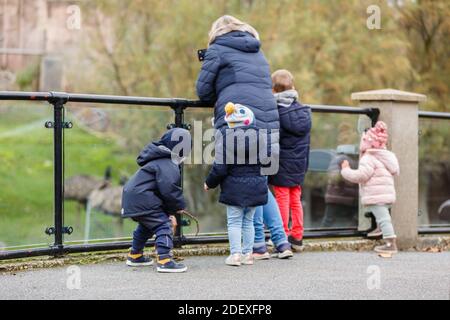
[340,121,400,255]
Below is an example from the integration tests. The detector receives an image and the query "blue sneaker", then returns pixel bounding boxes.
[272,249,294,259]
[271,242,294,259]
[253,243,270,260]
[126,252,153,267]
[157,258,187,273]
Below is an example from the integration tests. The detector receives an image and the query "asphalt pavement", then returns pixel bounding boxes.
[1,251,449,300]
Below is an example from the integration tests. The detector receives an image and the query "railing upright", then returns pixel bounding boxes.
[44,92,73,256]
[171,102,188,247]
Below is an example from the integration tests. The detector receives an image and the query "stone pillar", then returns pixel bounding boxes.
[351,89,426,249]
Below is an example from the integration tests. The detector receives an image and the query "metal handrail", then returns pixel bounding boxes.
[418,110,450,120]
[0,91,379,113]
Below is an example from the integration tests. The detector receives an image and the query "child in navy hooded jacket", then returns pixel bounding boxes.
[205,103,268,266]
[121,128,191,273]
[269,70,312,250]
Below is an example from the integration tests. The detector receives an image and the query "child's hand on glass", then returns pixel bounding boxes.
[204,183,209,191]
[341,160,350,169]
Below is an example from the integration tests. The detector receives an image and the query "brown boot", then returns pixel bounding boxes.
[374,237,398,255]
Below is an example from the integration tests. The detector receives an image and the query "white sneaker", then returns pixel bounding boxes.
[266,239,274,247]
[225,254,241,266]
[241,253,254,265]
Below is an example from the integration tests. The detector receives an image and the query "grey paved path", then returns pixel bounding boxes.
[1,252,449,300]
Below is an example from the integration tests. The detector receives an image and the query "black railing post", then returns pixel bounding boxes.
[368,108,380,127]
[172,102,187,248]
[47,92,69,256]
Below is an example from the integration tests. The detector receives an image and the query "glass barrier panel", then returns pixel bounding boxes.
[0,101,54,249]
[184,108,225,234]
[304,113,363,230]
[64,104,171,243]
[418,118,450,228]
[64,104,368,243]
[184,108,365,233]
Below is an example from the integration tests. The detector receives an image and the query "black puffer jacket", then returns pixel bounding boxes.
[205,126,268,207]
[121,129,189,218]
[196,31,279,131]
[269,98,312,187]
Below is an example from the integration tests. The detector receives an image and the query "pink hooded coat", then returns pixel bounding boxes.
[341,149,400,206]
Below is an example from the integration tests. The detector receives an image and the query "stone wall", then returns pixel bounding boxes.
[0,0,86,90]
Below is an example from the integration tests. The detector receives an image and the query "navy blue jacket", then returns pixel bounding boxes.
[196,31,279,131]
[269,101,312,187]
[121,129,187,218]
[205,126,268,207]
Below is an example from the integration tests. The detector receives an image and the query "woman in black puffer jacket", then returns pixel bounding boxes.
[196,15,279,160]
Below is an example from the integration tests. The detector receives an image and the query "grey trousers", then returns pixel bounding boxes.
[364,205,396,239]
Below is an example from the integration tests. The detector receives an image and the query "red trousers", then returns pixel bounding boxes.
[273,185,304,240]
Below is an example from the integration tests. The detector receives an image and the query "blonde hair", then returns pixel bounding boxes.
[271,69,295,93]
[208,15,260,45]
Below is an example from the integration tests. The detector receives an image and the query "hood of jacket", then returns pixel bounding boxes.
[137,143,172,166]
[274,89,299,108]
[213,31,261,53]
[366,149,400,175]
[137,128,190,166]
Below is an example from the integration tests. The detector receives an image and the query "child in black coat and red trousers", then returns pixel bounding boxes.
[121,128,191,273]
[269,70,312,251]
